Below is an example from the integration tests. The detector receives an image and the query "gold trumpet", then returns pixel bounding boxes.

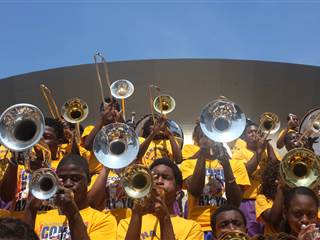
[153,94,176,115]
[280,148,320,189]
[255,112,280,141]
[122,164,153,200]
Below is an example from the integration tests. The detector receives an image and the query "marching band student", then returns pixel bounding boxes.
[0,118,66,212]
[280,187,319,240]
[232,121,279,237]
[180,124,250,238]
[255,160,284,235]
[137,115,183,165]
[276,113,300,150]
[23,154,117,240]
[210,204,247,239]
[117,158,203,240]
[0,217,39,240]
[81,97,123,174]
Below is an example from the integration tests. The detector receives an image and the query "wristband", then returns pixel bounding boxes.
[226,178,236,184]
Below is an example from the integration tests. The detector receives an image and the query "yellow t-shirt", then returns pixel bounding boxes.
[232,145,279,199]
[0,145,11,180]
[255,194,277,234]
[180,145,250,232]
[35,207,117,240]
[88,171,132,224]
[139,137,175,167]
[117,213,203,240]
[81,125,103,174]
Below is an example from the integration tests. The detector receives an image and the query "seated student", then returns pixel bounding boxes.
[276,113,300,150]
[137,115,182,165]
[210,204,247,239]
[232,121,279,237]
[0,217,39,240]
[23,154,117,240]
[117,158,203,240]
[180,125,250,237]
[255,160,284,235]
[280,187,319,240]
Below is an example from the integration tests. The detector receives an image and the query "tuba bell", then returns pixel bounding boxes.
[200,98,246,143]
[153,95,176,115]
[93,123,139,169]
[122,164,153,199]
[280,148,320,189]
[0,103,45,152]
[256,112,280,141]
[30,168,60,200]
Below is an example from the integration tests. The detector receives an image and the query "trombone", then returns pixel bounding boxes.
[94,52,134,120]
[255,112,280,141]
[40,84,62,121]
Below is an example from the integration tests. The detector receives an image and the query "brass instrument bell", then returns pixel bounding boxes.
[61,98,89,124]
[280,148,320,189]
[153,95,176,115]
[110,79,134,99]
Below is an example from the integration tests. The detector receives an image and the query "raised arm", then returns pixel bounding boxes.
[164,126,182,164]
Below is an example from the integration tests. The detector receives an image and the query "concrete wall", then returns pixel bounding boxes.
[1,59,320,147]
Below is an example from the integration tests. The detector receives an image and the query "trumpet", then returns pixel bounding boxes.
[200,98,246,143]
[280,148,320,189]
[255,112,280,141]
[123,164,153,200]
[0,104,51,172]
[93,123,139,169]
[30,168,60,200]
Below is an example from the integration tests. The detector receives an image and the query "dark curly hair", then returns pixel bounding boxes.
[0,217,39,240]
[259,159,280,200]
[45,117,64,140]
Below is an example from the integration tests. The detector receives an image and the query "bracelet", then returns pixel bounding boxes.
[226,178,236,184]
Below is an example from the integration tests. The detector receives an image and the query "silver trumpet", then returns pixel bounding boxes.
[30,168,60,200]
[110,79,134,99]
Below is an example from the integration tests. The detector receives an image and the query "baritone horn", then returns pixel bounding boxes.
[200,97,246,143]
[30,168,60,200]
[123,164,153,200]
[93,123,139,169]
[0,103,51,172]
[256,112,280,141]
[280,148,320,189]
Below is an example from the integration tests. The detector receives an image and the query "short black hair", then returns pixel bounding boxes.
[57,154,90,182]
[149,158,183,188]
[45,117,64,140]
[210,204,247,235]
[0,217,39,240]
[99,97,120,112]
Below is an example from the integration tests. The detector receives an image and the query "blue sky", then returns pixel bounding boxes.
[1,1,320,79]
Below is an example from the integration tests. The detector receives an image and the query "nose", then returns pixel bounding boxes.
[155,176,164,186]
[300,214,310,226]
[227,223,237,231]
[63,178,74,188]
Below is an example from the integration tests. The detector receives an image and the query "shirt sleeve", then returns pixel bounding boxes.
[255,194,273,221]
[229,160,251,186]
[89,211,117,240]
[179,160,196,181]
[185,221,204,240]
[117,218,130,240]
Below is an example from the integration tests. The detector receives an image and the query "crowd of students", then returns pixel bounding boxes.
[0,97,319,240]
